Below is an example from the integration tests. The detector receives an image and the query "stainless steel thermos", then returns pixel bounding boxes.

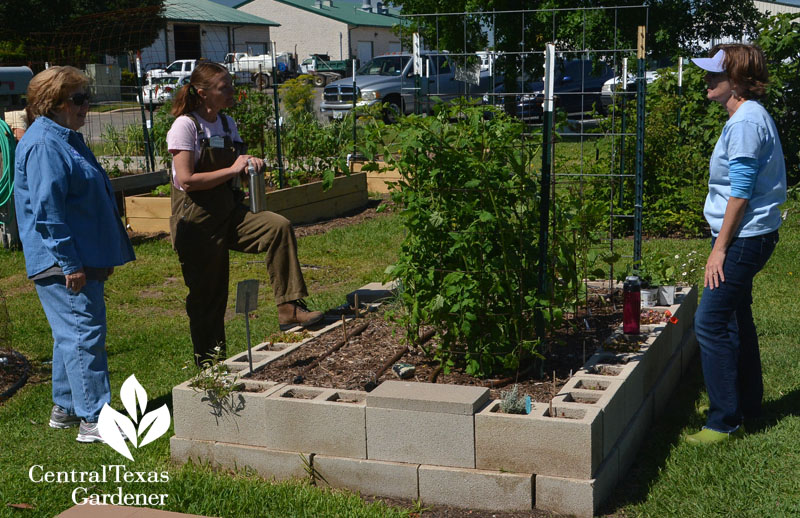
[247,159,267,213]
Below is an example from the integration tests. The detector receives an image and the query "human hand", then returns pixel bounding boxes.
[65,270,87,293]
[231,155,252,177]
[704,249,726,290]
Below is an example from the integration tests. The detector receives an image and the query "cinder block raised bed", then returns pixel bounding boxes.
[125,172,368,233]
[171,284,698,517]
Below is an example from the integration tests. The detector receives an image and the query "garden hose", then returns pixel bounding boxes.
[0,119,15,220]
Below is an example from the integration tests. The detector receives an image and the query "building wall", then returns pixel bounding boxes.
[238,0,350,60]
[230,26,273,55]
[754,0,800,14]
[349,26,401,60]
[137,24,272,71]
[140,29,169,70]
[238,0,401,62]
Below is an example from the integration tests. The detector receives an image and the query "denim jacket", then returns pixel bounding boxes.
[14,116,135,277]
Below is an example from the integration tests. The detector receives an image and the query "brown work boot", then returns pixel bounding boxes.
[278,300,324,331]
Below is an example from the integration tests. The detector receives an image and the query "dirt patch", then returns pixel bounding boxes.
[0,348,29,403]
[251,288,622,402]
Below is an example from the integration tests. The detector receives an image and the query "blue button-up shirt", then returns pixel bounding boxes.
[14,116,135,277]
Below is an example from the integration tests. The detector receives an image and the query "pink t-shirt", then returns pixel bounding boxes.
[166,112,243,189]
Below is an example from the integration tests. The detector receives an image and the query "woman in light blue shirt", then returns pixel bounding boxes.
[686,44,786,445]
[14,66,135,444]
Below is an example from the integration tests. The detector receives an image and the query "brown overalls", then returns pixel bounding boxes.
[170,113,307,367]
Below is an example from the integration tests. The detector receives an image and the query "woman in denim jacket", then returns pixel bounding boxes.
[686,44,787,445]
[14,66,135,443]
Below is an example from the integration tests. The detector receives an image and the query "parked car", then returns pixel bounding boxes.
[487,59,614,122]
[600,71,660,111]
[142,76,189,105]
[320,52,492,123]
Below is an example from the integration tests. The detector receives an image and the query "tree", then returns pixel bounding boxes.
[0,0,165,66]
[392,0,763,61]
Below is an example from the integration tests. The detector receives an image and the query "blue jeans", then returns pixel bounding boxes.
[34,277,111,422]
[694,230,779,433]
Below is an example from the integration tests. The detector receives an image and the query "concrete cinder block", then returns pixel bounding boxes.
[535,447,619,518]
[346,281,398,305]
[653,350,682,418]
[261,386,367,459]
[639,327,675,396]
[475,402,603,479]
[681,328,699,375]
[366,406,476,468]
[577,357,644,428]
[670,284,698,340]
[419,465,532,511]
[618,393,654,475]
[213,442,309,481]
[314,455,419,500]
[170,436,215,465]
[367,380,489,415]
[172,380,284,446]
[557,376,626,458]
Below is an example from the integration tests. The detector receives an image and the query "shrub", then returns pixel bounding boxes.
[757,13,800,185]
[385,101,601,377]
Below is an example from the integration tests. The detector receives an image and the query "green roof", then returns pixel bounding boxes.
[235,0,399,28]
[165,0,279,26]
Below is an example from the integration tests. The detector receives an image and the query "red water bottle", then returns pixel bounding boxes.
[623,275,641,335]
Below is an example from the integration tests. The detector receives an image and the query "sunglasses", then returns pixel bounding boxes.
[68,92,91,106]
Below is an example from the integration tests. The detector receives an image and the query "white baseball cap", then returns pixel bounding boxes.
[691,49,726,73]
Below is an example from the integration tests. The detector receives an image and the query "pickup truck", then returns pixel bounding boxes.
[319,52,492,123]
[146,59,196,81]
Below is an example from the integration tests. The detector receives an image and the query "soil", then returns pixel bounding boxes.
[251,288,623,402]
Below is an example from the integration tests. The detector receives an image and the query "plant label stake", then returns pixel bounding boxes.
[235,280,259,373]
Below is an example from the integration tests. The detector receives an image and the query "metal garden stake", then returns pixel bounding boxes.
[235,279,259,373]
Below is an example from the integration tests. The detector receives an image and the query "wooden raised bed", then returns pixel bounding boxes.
[349,160,401,194]
[124,172,368,233]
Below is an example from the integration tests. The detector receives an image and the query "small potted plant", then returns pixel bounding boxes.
[637,254,678,306]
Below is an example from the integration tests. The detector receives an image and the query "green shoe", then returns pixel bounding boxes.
[685,426,745,446]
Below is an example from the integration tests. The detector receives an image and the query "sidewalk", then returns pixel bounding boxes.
[58,504,213,518]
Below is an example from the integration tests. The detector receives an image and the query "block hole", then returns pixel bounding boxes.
[573,379,611,391]
[586,364,623,376]
[327,392,366,404]
[281,388,323,399]
[563,392,600,404]
[544,407,586,419]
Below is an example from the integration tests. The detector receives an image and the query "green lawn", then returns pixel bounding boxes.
[1,199,798,517]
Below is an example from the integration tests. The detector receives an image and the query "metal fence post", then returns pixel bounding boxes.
[268,49,285,189]
[536,43,556,338]
[135,56,154,173]
[633,26,646,267]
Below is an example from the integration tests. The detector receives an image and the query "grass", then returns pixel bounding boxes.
[1,198,799,517]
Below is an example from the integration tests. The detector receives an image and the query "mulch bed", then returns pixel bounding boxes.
[0,348,30,403]
[251,287,623,402]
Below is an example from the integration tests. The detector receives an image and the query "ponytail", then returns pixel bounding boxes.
[170,61,230,117]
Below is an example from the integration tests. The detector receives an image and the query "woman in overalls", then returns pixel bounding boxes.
[166,61,322,367]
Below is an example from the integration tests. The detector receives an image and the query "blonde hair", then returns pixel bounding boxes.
[26,66,89,122]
